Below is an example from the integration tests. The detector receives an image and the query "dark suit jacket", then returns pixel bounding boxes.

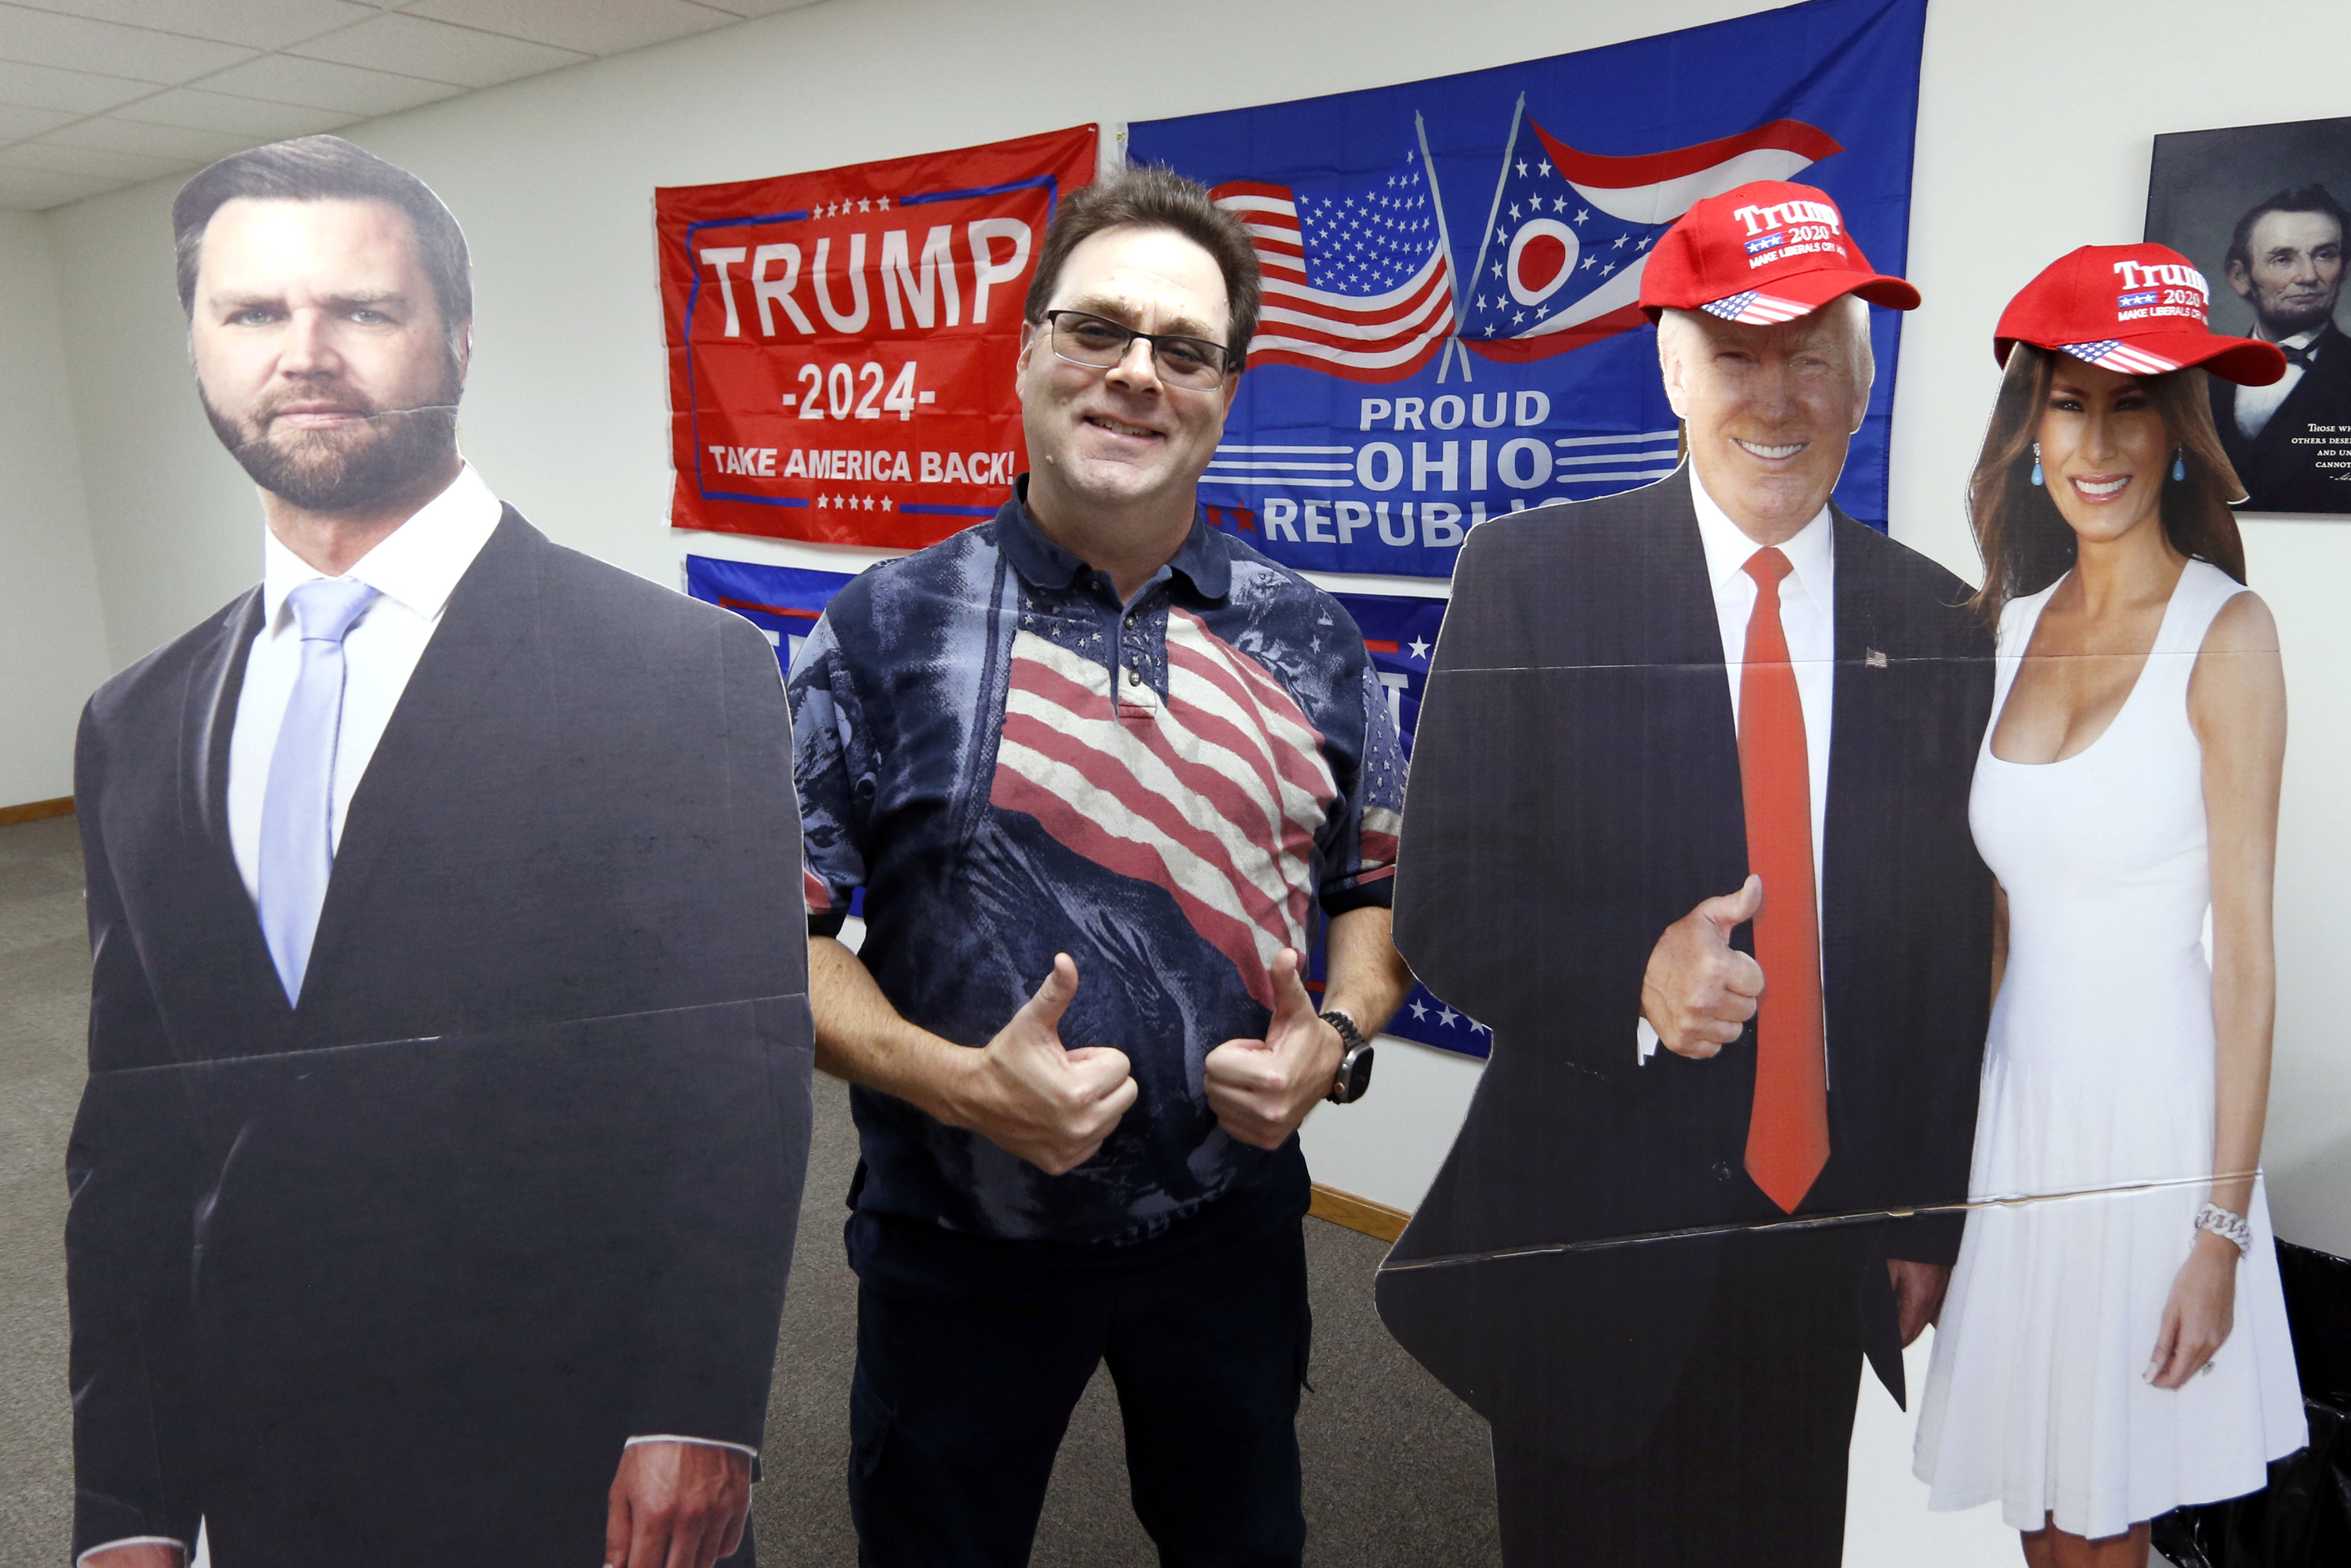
[66,512,814,1566]
[1375,469,1992,1467]
[2214,320,2351,513]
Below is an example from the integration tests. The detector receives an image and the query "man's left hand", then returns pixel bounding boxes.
[604,1440,752,1568]
[1204,949,1343,1150]
[1888,1260,1951,1349]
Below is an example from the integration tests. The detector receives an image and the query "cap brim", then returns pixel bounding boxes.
[1999,332,2290,386]
[2182,335,2290,386]
[1679,268,1920,326]
[1646,268,1918,324]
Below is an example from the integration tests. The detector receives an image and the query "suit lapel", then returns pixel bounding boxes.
[2250,323,2351,463]
[1637,467,1734,669]
[188,588,261,858]
[1821,511,1900,1063]
[1641,467,1744,895]
[298,510,545,1006]
[181,589,295,1020]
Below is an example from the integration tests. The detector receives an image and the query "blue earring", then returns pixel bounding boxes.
[2172,449,2186,482]
[2030,443,2043,487]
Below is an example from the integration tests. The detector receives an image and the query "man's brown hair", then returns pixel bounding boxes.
[1023,164,1261,368]
[172,134,471,346]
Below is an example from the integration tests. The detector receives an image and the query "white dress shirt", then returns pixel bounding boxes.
[2231,324,2319,440]
[226,463,502,901]
[1638,464,1835,1064]
[89,469,745,1568]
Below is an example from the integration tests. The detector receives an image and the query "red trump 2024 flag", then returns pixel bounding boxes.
[659,125,1098,546]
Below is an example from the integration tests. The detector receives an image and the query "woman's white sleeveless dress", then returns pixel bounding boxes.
[1912,559,2304,1538]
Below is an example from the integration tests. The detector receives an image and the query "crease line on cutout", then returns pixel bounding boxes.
[1375,1168,2262,1274]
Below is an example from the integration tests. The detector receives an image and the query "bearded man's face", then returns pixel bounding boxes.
[189,195,464,512]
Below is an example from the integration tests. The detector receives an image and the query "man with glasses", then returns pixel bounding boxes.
[789,165,1413,1567]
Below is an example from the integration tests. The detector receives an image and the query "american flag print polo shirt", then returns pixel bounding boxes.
[790,483,1405,1244]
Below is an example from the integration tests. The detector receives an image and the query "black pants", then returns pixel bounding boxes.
[845,1188,1312,1568]
[1491,1222,1867,1568]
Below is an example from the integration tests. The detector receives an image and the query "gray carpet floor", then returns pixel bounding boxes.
[0,813,1500,1566]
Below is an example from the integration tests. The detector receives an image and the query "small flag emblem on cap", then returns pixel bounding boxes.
[2058,339,2186,375]
[1701,289,1815,325]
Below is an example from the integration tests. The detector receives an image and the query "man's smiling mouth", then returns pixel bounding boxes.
[1733,438,1805,461]
[1085,415,1161,439]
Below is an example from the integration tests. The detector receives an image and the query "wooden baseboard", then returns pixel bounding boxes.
[0,796,72,827]
[1309,1182,1411,1243]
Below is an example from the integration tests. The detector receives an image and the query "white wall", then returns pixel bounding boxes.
[27,0,2351,1255]
[0,211,112,806]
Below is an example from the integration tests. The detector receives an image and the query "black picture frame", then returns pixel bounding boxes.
[2146,115,2351,516]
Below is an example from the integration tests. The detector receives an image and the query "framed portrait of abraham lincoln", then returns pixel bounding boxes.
[2146,113,2351,515]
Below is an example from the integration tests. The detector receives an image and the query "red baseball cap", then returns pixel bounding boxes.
[1991,244,2285,386]
[1639,179,1919,324]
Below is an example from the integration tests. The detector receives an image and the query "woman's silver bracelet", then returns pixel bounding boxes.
[2194,1200,2252,1258]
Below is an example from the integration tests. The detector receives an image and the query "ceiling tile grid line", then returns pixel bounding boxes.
[0,0,790,212]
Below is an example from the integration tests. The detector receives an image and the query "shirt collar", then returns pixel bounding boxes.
[260,463,504,626]
[994,475,1233,603]
[2254,322,2325,352]
[1687,458,1835,606]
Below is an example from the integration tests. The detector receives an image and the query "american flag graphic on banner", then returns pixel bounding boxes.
[988,608,1346,1011]
[1212,145,1458,383]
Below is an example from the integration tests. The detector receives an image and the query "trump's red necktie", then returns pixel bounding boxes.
[1738,547,1829,1213]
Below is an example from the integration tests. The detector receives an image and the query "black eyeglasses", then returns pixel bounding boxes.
[1041,310,1241,387]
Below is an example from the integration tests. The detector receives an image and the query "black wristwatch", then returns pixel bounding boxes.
[1322,1010,1375,1104]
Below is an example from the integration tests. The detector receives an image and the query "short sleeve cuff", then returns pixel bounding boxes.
[1320,875,1395,918]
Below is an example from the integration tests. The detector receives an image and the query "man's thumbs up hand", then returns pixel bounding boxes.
[967,954,1138,1175]
[1204,949,1345,1150]
[1641,873,1768,1059]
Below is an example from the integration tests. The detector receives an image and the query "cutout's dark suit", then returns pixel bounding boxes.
[1378,469,1993,1563]
[2213,320,2351,513]
[67,512,813,1566]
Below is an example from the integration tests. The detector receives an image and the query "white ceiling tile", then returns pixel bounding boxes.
[113,85,355,137]
[0,159,118,208]
[9,1,380,53]
[0,55,151,110]
[400,0,732,56]
[38,111,253,161]
[0,4,258,84]
[196,53,464,114]
[695,0,824,17]
[1,135,180,178]
[290,12,585,89]
[0,98,74,136]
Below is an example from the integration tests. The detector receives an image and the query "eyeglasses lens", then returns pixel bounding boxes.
[1050,313,1228,388]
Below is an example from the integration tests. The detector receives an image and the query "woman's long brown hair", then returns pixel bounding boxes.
[1965,344,2249,625]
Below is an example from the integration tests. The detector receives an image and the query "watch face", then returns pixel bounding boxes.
[1335,1043,1375,1103]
